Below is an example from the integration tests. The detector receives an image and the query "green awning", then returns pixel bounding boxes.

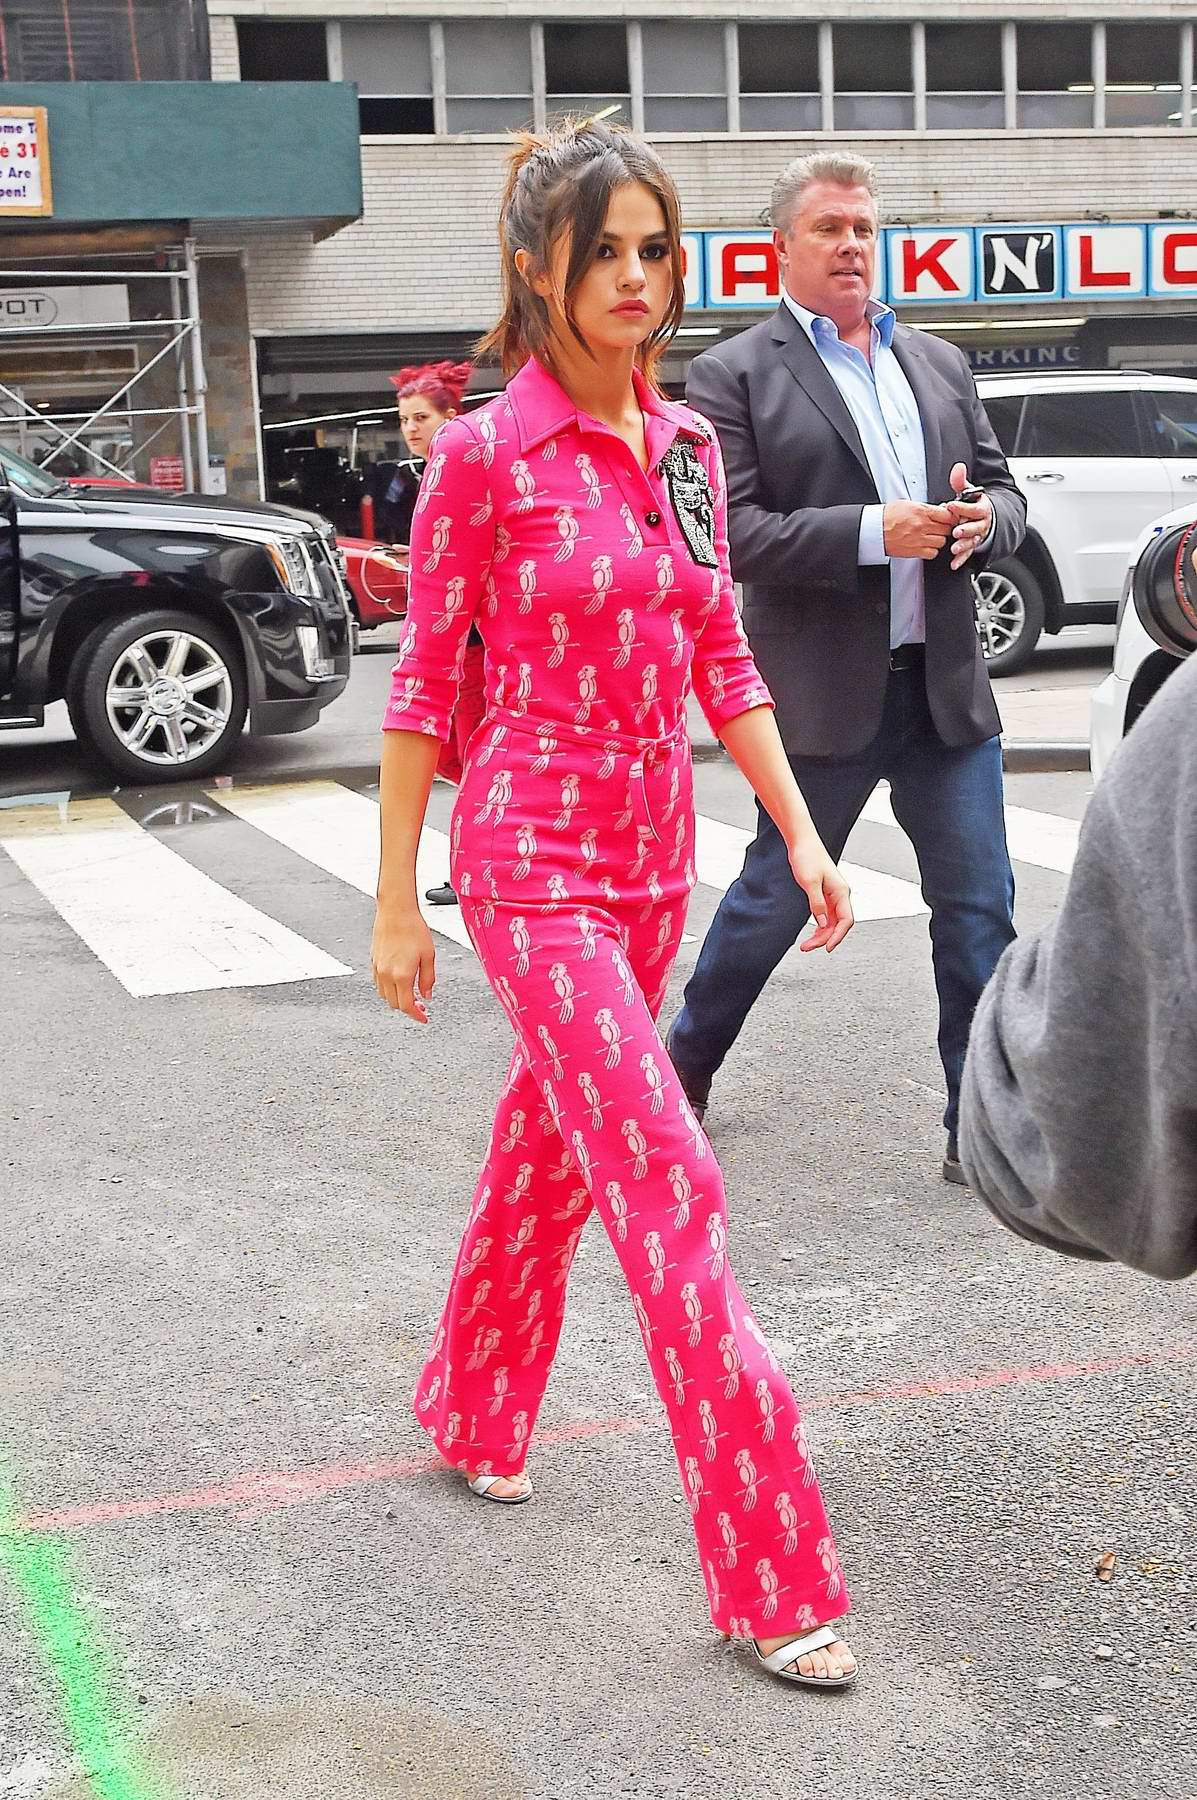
[0,83,362,232]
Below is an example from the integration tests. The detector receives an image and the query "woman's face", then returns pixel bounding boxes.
[398,396,454,459]
[540,180,674,359]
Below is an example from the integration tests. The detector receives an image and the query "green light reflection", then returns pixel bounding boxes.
[0,1470,166,1800]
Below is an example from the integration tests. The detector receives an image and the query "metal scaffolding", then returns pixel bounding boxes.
[0,239,213,491]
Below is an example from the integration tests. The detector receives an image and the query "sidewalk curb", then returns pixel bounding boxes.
[692,739,1092,775]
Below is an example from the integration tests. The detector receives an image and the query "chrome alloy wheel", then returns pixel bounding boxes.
[972,571,1027,662]
[104,629,235,766]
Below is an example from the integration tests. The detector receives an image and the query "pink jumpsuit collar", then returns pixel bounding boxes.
[505,357,708,466]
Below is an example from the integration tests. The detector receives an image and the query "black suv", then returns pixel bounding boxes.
[0,446,353,783]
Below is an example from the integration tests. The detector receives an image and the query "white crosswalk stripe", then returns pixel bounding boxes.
[695,811,928,922]
[0,795,349,997]
[207,779,474,951]
[0,776,1083,997]
[860,784,1080,876]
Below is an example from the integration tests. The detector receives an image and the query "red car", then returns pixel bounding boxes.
[336,536,408,629]
[63,476,407,636]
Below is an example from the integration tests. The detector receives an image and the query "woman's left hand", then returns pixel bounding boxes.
[788,836,854,952]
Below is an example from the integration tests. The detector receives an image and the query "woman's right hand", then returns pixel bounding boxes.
[788,835,854,954]
[371,903,437,1021]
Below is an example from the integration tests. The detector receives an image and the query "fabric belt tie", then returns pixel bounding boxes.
[486,707,689,844]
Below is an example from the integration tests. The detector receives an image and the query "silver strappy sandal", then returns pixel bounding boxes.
[466,1471,534,1506]
[752,1625,858,1690]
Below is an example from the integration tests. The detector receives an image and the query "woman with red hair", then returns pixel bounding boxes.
[388,361,481,905]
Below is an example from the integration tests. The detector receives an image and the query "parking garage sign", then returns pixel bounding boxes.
[690,221,1197,309]
[978,229,1061,301]
[0,108,51,216]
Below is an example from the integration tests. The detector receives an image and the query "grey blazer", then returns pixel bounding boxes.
[686,304,1027,756]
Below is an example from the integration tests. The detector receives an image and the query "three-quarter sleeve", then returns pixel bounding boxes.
[689,430,775,734]
[382,416,496,740]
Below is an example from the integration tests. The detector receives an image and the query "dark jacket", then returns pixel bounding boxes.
[960,649,1197,1281]
[378,455,425,546]
[686,305,1027,756]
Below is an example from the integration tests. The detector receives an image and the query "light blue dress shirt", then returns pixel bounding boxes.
[783,292,927,647]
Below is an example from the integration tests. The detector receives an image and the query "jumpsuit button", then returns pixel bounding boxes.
[645,510,662,527]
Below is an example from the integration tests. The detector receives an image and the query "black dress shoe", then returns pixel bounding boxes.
[665,1029,711,1125]
[425,883,459,907]
[943,1135,969,1186]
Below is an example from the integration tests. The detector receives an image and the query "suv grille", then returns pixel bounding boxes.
[309,535,353,617]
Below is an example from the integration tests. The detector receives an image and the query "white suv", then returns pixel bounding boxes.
[971,371,1197,674]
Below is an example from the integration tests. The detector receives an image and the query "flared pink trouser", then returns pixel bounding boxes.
[412,714,850,1639]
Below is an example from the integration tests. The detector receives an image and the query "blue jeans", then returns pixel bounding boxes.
[671,666,1016,1140]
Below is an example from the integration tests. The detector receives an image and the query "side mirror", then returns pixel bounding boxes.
[1133,520,1197,660]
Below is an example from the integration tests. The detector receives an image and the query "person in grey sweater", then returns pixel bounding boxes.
[959,648,1197,1281]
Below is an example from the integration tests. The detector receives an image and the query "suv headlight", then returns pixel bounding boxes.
[267,534,321,599]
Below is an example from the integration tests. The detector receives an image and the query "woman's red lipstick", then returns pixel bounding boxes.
[612,300,650,315]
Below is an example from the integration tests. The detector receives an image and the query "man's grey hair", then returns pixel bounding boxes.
[770,152,879,234]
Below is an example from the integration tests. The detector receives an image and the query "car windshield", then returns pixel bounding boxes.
[0,444,69,498]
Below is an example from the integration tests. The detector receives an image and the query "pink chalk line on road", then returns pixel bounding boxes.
[12,1344,1193,1537]
[801,1343,1196,1409]
[12,1417,646,1535]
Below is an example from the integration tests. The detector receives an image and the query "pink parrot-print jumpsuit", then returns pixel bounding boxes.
[383,358,849,1639]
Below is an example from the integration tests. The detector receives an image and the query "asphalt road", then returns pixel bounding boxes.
[2,632,1194,1800]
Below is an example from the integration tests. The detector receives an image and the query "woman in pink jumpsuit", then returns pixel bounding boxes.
[372,121,858,1689]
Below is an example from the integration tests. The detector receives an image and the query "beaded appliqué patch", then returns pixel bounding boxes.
[659,440,717,569]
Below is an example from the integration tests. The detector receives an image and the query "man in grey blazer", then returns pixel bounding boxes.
[667,151,1027,1182]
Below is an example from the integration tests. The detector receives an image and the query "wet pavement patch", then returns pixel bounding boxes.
[47,1694,529,1800]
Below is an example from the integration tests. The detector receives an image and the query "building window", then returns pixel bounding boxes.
[544,23,629,124]
[237,21,328,83]
[833,25,913,130]
[444,20,533,133]
[925,24,1004,129]
[3,0,206,81]
[642,22,726,132]
[342,20,434,134]
[1016,23,1093,128]
[1105,22,1182,127]
[737,23,820,132]
[12,6,121,79]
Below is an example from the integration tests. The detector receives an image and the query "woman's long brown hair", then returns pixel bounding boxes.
[477,119,687,392]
